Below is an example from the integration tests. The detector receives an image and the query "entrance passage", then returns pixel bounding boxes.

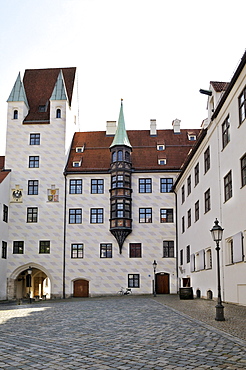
[73,279,89,297]
[156,273,170,294]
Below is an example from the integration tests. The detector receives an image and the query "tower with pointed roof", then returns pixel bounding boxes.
[109,100,132,253]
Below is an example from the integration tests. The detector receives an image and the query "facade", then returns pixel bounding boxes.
[174,51,246,305]
[0,67,200,300]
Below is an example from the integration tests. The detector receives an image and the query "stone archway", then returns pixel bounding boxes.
[8,263,52,300]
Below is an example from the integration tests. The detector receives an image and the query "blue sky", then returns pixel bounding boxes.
[0,0,245,155]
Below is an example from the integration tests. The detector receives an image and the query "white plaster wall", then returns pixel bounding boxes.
[65,172,178,296]
[0,173,10,299]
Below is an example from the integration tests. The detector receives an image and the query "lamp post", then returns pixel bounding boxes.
[153,260,157,297]
[27,266,32,303]
[210,219,225,321]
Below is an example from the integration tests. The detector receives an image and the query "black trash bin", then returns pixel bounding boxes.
[179,287,193,299]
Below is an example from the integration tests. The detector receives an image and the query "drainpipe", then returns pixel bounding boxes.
[63,173,67,299]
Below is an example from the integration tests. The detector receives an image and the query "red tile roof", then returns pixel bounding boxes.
[66,128,202,173]
[23,67,76,123]
[0,157,11,183]
[210,81,229,92]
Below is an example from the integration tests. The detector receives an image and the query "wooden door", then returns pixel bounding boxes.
[73,279,89,297]
[156,273,169,294]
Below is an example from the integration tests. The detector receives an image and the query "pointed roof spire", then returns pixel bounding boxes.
[50,70,68,101]
[7,72,29,107]
[110,99,132,148]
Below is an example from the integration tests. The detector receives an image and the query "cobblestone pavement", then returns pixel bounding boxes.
[0,296,246,369]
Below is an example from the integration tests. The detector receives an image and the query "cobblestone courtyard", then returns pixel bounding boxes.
[0,296,246,369]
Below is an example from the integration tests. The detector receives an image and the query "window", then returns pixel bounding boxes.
[186,245,190,263]
[28,180,39,195]
[206,249,212,269]
[222,116,230,148]
[129,243,142,258]
[125,151,130,162]
[187,175,191,196]
[76,147,84,153]
[188,134,196,141]
[39,241,50,254]
[3,204,8,223]
[180,249,183,265]
[69,209,82,224]
[13,110,18,119]
[204,146,210,173]
[182,216,185,233]
[112,151,117,162]
[38,105,46,112]
[56,108,61,118]
[27,207,38,223]
[100,243,112,258]
[139,208,152,223]
[73,161,81,167]
[227,232,244,264]
[204,189,211,213]
[160,209,173,223]
[224,171,232,202]
[117,150,123,161]
[13,241,24,254]
[187,209,191,228]
[239,86,246,125]
[241,154,246,187]
[128,274,140,288]
[2,241,7,259]
[91,179,104,194]
[160,178,173,193]
[69,179,82,194]
[157,144,165,151]
[195,200,199,222]
[158,158,166,165]
[30,134,40,145]
[90,208,103,223]
[181,185,185,203]
[194,163,199,186]
[29,156,39,168]
[71,244,83,258]
[139,178,152,193]
[163,241,174,258]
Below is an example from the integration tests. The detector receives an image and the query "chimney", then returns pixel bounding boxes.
[106,121,117,135]
[172,118,181,133]
[150,119,157,136]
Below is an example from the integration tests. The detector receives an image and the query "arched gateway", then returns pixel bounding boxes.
[8,263,52,300]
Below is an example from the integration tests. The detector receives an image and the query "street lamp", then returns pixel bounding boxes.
[210,219,225,321]
[27,266,32,303]
[153,260,157,297]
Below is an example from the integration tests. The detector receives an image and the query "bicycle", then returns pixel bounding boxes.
[117,287,132,295]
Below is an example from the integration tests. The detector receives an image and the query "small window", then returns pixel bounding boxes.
[56,108,61,118]
[90,208,103,223]
[186,245,190,263]
[204,146,210,173]
[39,241,50,254]
[206,249,212,269]
[187,175,191,196]
[112,152,117,162]
[204,189,211,213]
[2,241,7,259]
[28,180,39,195]
[224,171,232,202]
[163,241,174,258]
[118,150,123,161]
[27,207,38,223]
[139,208,152,223]
[128,274,140,288]
[129,243,142,258]
[181,185,185,203]
[100,243,112,258]
[160,209,173,223]
[195,200,199,222]
[238,86,246,125]
[76,147,84,153]
[194,163,199,186]
[157,144,165,151]
[3,204,8,223]
[13,241,24,254]
[188,134,196,141]
[29,156,39,168]
[69,179,82,194]
[180,249,183,266]
[13,110,18,119]
[30,133,40,145]
[71,244,83,258]
[222,116,230,148]
[139,178,152,193]
[241,154,246,187]
[187,209,191,228]
[182,216,185,233]
[91,179,104,194]
[160,178,173,193]
[73,161,81,167]
[69,209,82,224]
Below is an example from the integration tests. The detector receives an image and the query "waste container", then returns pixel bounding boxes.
[179,287,193,299]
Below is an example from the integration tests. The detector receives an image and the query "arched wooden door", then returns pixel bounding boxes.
[156,273,170,294]
[73,279,89,297]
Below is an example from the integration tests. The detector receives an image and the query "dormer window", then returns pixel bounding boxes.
[56,108,61,118]
[76,146,84,153]
[73,160,82,167]
[188,134,196,141]
[158,159,167,165]
[13,110,18,119]
[157,144,165,151]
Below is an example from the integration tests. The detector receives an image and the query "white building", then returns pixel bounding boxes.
[0,67,200,300]
[174,51,246,305]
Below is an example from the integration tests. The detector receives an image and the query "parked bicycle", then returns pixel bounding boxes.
[117,287,132,295]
